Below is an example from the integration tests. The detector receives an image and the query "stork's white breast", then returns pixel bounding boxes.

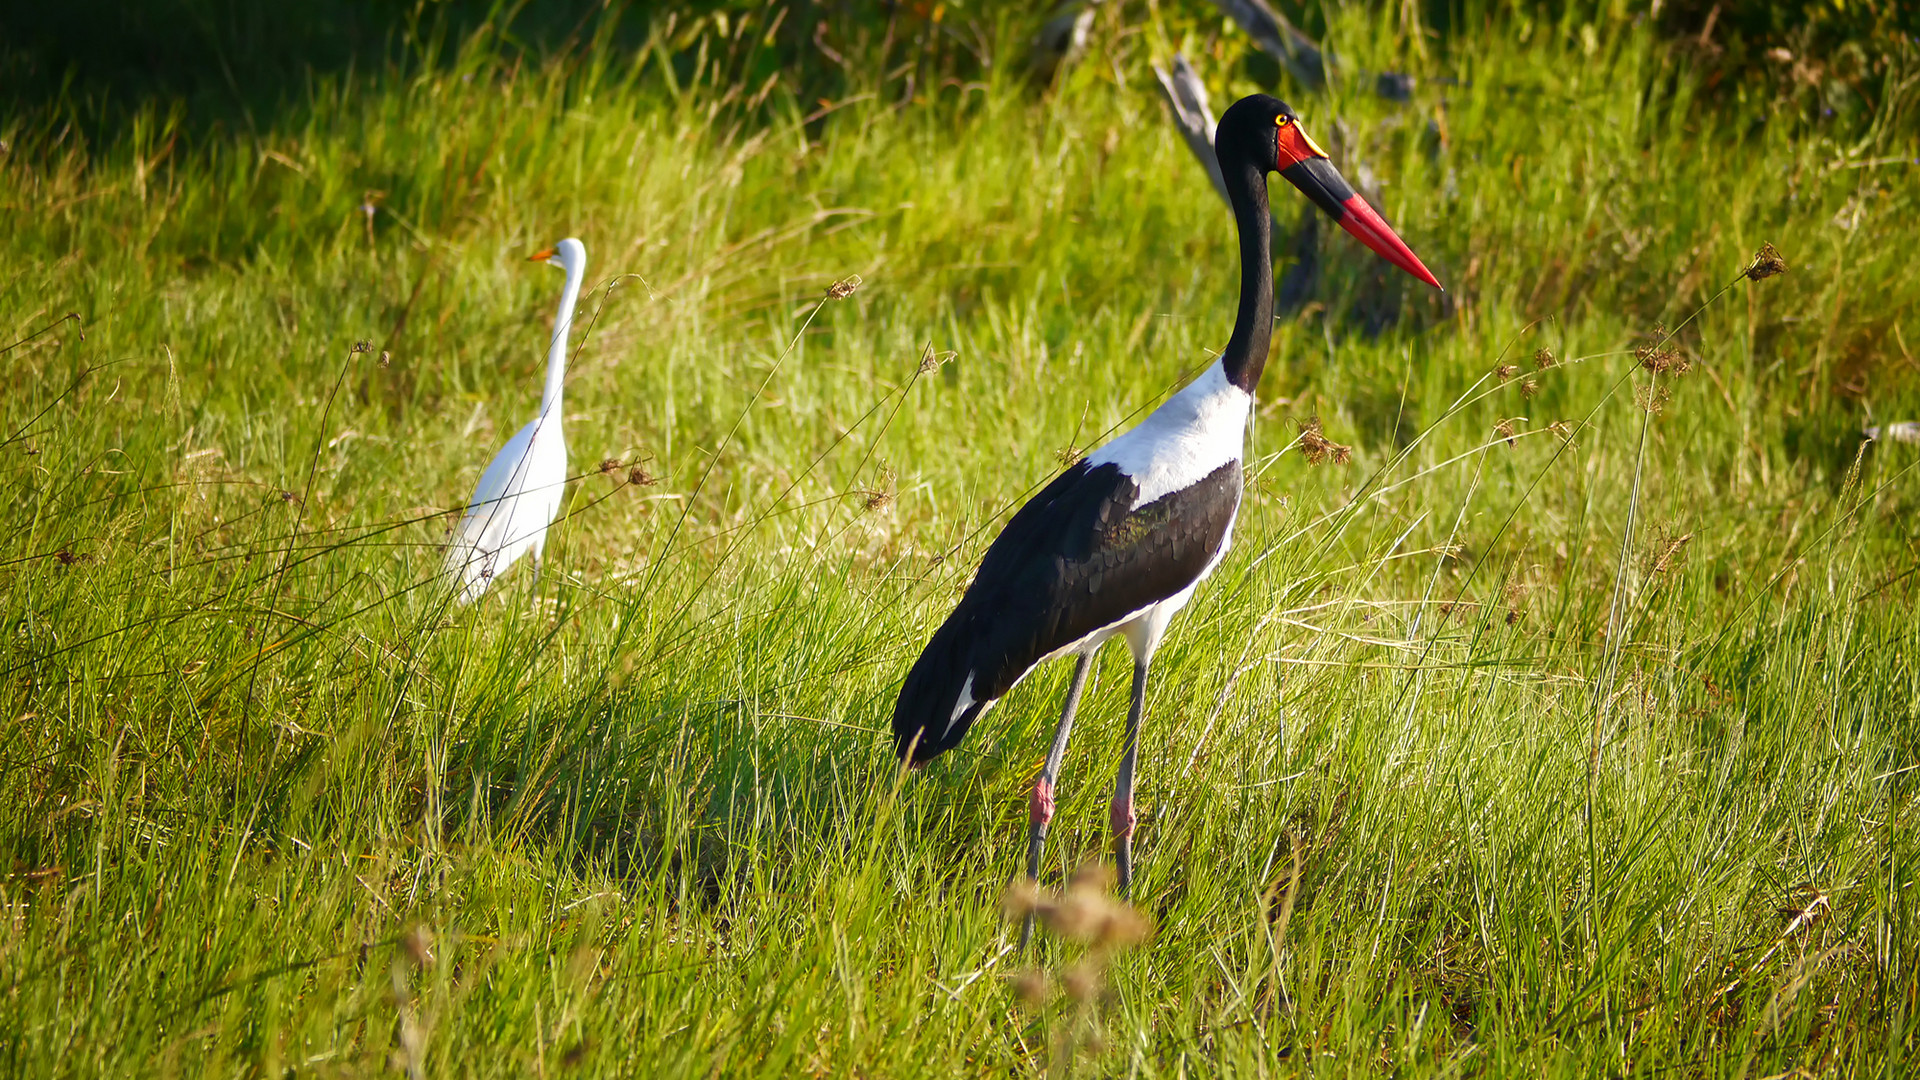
[1085,361,1251,507]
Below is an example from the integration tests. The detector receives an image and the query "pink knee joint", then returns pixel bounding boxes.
[1030,778,1056,828]
[1110,796,1136,841]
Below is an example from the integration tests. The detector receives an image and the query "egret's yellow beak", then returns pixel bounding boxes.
[527,247,556,262]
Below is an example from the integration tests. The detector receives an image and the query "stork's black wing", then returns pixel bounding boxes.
[892,458,1241,763]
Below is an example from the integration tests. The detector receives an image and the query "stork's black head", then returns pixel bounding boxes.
[1215,93,1442,289]
[1216,94,1311,175]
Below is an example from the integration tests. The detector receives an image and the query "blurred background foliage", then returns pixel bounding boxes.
[5,0,1916,420]
[4,0,1917,139]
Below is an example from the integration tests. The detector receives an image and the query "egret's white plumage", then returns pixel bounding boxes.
[445,238,586,604]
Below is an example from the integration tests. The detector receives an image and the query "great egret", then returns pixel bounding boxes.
[890,96,1439,920]
[444,238,586,604]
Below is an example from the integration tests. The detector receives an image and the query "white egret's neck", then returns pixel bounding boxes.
[540,239,587,415]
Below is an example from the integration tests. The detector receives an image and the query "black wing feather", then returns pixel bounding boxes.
[892,459,1241,763]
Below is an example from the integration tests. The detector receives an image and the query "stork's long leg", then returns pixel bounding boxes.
[1111,658,1150,897]
[1021,651,1095,949]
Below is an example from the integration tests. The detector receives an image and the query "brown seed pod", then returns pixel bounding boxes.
[1297,417,1352,466]
[1635,343,1689,376]
[1061,960,1103,1003]
[1011,967,1049,1009]
[1745,242,1788,281]
[1001,878,1041,921]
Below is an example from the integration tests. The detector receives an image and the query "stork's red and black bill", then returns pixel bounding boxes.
[1274,116,1442,290]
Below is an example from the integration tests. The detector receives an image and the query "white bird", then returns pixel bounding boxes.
[444,238,586,604]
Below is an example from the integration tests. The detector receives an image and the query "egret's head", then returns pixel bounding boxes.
[526,237,586,274]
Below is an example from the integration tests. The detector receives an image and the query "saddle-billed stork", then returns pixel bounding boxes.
[891,96,1440,921]
[444,238,586,603]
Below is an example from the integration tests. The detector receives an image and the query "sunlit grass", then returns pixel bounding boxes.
[3,3,1918,1076]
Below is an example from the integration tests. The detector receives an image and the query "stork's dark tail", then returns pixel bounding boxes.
[891,609,992,765]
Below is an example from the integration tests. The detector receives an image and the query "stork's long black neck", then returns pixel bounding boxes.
[1218,155,1276,395]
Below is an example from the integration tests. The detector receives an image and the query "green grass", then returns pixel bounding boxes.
[5,3,1920,1075]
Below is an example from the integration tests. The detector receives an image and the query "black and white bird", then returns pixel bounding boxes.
[891,95,1440,919]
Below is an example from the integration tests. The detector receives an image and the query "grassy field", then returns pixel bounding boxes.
[5,2,1920,1075]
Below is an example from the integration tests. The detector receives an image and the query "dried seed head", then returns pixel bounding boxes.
[1297,417,1352,466]
[1636,342,1690,376]
[352,340,373,354]
[1055,444,1084,466]
[1548,420,1574,441]
[1069,861,1115,891]
[1043,883,1106,942]
[1041,863,1152,948]
[400,925,432,969]
[863,466,897,512]
[1635,382,1671,413]
[1495,364,1518,382]
[1094,902,1151,948]
[1533,347,1556,369]
[1520,378,1542,399]
[1504,580,1527,625]
[825,274,863,300]
[1650,530,1694,575]
[1012,967,1049,1009]
[628,465,658,486]
[917,346,957,375]
[1777,886,1830,934]
[1001,878,1042,921]
[1061,959,1103,1003]
[599,458,623,473]
[1745,242,1788,282]
[379,350,391,367]
[1044,863,1120,942]
[54,548,79,566]
[1494,417,1523,446]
